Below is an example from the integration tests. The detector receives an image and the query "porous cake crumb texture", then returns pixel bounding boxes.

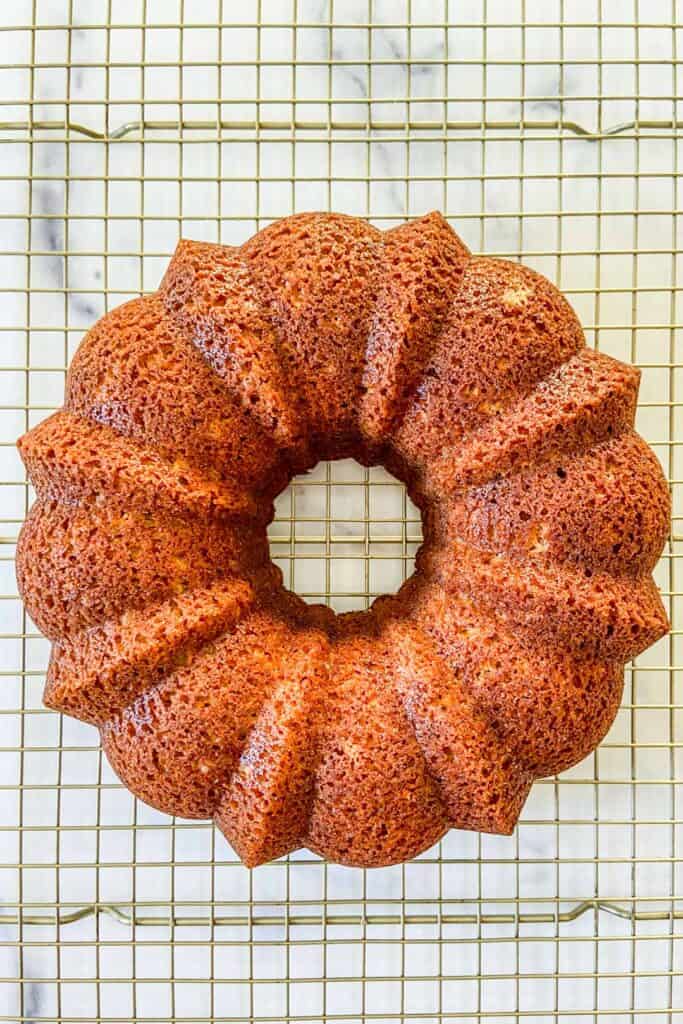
[16,211,670,867]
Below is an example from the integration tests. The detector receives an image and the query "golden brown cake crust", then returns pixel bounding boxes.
[16,211,670,868]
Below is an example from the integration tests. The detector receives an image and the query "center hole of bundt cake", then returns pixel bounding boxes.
[268,460,423,613]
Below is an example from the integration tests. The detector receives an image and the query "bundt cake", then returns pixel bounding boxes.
[16,211,670,867]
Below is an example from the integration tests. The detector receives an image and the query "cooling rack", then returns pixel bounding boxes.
[0,0,681,1020]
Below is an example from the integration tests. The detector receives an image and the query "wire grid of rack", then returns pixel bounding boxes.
[0,0,682,1020]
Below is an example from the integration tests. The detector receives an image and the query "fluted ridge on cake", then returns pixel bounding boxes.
[160,240,309,461]
[423,425,670,662]
[305,629,448,867]
[65,293,289,496]
[17,497,266,641]
[45,579,256,726]
[421,349,640,496]
[101,609,301,820]
[381,619,533,834]
[390,255,586,477]
[394,580,625,778]
[242,212,384,450]
[422,537,667,662]
[215,632,329,867]
[360,212,470,445]
[440,431,670,579]
[19,410,257,520]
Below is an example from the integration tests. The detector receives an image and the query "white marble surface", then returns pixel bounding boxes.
[0,0,680,1020]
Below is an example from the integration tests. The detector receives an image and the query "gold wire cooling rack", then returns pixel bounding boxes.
[0,1,682,1021]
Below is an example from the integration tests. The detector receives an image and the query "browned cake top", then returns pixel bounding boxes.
[16,211,670,868]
